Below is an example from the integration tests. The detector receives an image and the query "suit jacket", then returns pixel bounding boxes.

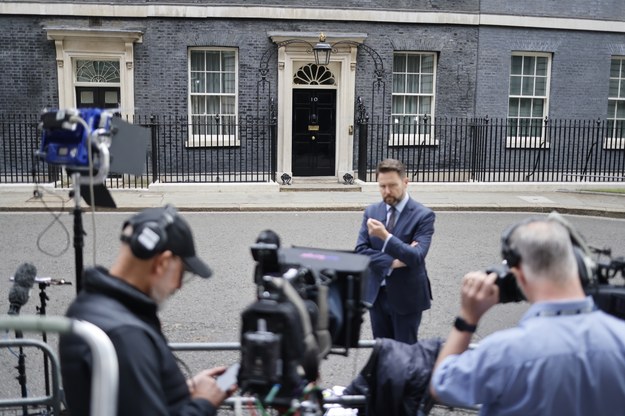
[355,198,435,315]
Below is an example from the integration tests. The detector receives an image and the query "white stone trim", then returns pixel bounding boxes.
[45,28,143,118]
[272,34,360,181]
[4,4,625,33]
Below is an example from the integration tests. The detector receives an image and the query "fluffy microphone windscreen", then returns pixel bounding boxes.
[14,263,37,289]
[8,285,30,307]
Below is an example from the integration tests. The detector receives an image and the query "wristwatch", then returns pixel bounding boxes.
[454,316,477,333]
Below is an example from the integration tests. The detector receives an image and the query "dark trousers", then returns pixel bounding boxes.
[369,287,422,344]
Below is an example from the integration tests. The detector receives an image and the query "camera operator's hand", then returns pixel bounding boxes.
[430,271,500,399]
[460,271,500,324]
[187,367,233,407]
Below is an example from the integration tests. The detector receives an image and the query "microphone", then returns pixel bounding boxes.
[8,263,37,315]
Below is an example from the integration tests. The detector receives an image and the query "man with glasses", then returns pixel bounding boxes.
[60,205,233,415]
[355,158,435,344]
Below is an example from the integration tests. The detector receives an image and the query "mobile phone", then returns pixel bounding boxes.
[216,363,240,392]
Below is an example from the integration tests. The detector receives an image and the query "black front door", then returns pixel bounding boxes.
[76,86,121,109]
[292,89,336,176]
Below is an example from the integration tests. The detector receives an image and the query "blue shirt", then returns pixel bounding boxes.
[432,297,625,416]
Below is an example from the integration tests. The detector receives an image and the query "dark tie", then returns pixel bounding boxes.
[387,206,397,233]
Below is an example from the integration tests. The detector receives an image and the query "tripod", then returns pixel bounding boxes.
[70,172,85,295]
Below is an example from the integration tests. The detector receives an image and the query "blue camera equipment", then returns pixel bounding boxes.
[37,107,149,293]
[39,108,112,173]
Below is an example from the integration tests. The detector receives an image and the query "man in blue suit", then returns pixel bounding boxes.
[356,159,435,344]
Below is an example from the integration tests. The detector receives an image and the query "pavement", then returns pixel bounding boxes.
[1,180,624,217]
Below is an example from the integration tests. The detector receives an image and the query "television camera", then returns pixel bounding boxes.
[487,212,625,318]
[238,231,370,412]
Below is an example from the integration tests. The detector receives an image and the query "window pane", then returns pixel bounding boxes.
[207,73,220,93]
[222,52,235,72]
[421,55,434,73]
[532,99,544,117]
[75,60,120,83]
[206,52,220,71]
[222,73,235,93]
[191,72,205,93]
[510,76,521,95]
[509,98,519,117]
[621,81,625,99]
[511,56,523,75]
[523,56,535,75]
[405,96,417,113]
[421,75,433,93]
[191,51,205,71]
[392,96,404,113]
[80,91,94,104]
[406,55,420,73]
[393,54,406,72]
[519,98,532,117]
[609,79,619,97]
[222,96,235,114]
[419,96,431,114]
[191,96,205,114]
[207,96,219,114]
[535,77,546,96]
[104,91,118,104]
[406,74,419,93]
[535,57,548,76]
[617,102,625,118]
[608,100,616,117]
[521,76,534,96]
[393,74,405,93]
[610,58,621,78]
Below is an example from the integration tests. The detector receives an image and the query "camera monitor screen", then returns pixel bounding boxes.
[280,247,369,348]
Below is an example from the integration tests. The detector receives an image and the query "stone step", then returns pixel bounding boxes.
[279,176,362,192]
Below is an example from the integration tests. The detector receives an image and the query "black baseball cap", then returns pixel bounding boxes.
[122,206,213,278]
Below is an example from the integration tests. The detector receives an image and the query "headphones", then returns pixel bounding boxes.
[121,205,178,259]
[500,216,594,285]
[500,219,530,268]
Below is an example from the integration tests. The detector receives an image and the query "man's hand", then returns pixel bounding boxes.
[390,241,419,269]
[430,271,499,400]
[188,366,235,407]
[460,271,499,324]
[366,218,389,240]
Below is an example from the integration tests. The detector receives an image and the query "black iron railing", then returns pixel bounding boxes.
[356,116,625,182]
[0,114,277,187]
[1,114,623,186]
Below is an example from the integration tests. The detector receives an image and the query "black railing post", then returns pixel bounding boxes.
[149,115,158,184]
[356,97,369,181]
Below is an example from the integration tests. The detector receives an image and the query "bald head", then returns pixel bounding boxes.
[508,219,579,284]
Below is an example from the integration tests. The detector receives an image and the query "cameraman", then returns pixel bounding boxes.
[60,205,234,415]
[430,218,625,415]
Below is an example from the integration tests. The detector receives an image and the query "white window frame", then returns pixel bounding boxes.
[187,47,239,148]
[507,52,551,149]
[606,56,625,150]
[390,52,438,146]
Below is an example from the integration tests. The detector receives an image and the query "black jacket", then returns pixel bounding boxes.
[345,337,443,416]
[59,267,217,416]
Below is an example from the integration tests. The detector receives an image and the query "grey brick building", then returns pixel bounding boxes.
[0,1,624,182]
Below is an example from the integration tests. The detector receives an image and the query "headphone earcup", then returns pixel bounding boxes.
[501,225,521,268]
[129,221,168,259]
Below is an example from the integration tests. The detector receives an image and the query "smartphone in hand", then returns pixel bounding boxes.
[216,363,240,392]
